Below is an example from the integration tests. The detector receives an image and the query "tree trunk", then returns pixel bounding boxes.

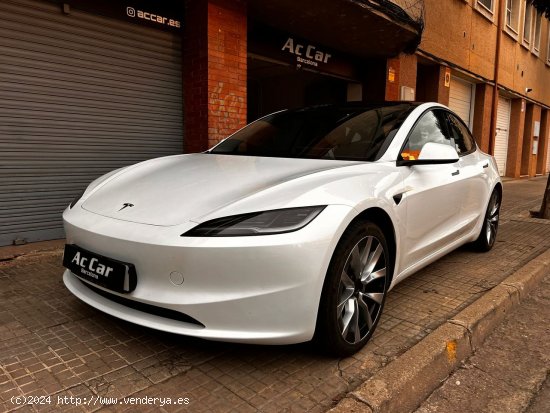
[540,174,550,219]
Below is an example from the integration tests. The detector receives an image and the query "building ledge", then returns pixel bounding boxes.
[247,0,423,58]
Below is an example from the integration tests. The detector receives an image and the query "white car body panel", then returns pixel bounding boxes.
[64,204,357,343]
[81,155,364,226]
[62,102,501,344]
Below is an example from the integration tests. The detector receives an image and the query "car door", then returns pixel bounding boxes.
[445,112,490,230]
[398,109,463,272]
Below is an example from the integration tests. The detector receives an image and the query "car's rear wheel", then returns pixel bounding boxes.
[315,220,390,356]
[472,189,501,252]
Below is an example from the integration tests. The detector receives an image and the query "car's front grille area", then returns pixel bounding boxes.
[80,280,205,328]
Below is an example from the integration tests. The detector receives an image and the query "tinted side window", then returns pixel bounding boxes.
[401,110,453,161]
[447,113,476,155]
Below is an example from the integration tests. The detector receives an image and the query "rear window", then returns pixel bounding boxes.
[210,104,415,161]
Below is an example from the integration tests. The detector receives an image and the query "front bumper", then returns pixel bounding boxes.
[62,204,356,344]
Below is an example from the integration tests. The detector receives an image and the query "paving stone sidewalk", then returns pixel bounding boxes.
[0,177,549,413]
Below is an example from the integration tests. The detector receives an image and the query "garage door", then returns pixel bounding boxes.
[495,96,511,176]
[0,0,183,246]
[449,76,474,130]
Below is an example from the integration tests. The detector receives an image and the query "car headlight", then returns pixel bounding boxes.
[182,206,326,237]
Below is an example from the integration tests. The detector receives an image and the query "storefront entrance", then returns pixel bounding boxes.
[247,55,358,121]
[247,24,363,122]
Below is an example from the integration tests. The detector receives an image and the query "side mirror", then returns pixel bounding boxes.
[397,142,459,166]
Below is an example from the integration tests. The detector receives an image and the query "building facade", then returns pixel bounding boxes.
[0,0,549,245]
[414,0,550,179]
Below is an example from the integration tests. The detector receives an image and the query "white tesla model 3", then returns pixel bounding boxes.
[62,102,501,355]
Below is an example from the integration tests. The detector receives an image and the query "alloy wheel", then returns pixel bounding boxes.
[337,235,388,344]
[485,191,500,246]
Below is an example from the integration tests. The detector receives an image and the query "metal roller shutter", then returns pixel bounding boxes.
[449,76,474,130]
[495,96,511,176]
[0,0,183,246]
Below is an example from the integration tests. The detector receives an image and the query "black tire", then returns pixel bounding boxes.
[472,189,501,252]
[315,220,391,357]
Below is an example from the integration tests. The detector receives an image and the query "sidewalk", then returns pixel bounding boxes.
[0,177,549,413]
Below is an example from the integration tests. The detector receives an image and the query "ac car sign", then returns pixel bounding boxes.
[281,37,332,68]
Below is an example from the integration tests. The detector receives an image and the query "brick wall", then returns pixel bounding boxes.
[472,84,493,152]
[206,0,247,148]
[520,103,534,176]
[506,99,526,178]
[385,57,400,101]
[384,54,418,101]
[521,104,542,177]
[183,0,247,153]
[536,110,550,175]
[398,54,417,95]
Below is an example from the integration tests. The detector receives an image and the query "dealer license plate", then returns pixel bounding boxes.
[63,244,137,293]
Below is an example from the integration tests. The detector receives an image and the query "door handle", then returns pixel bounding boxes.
[482,163,489,168]
[452,170,460,176]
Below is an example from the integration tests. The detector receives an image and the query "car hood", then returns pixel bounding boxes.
[81,154,364,226]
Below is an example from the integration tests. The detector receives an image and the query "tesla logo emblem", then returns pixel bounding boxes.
[118,203,134,211]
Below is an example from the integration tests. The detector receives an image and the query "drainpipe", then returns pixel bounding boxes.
[489,0,505,154]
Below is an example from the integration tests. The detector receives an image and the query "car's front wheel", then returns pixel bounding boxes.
[315,220,391,356]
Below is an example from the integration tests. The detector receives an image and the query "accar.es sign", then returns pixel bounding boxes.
[126,6,181,28]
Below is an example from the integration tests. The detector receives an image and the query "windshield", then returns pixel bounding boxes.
[209,103,415,161]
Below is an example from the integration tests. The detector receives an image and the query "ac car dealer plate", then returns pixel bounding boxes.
[63,244,137,293]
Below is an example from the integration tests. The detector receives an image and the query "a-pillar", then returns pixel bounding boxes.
[183,0,247,152]
[505,98,526,178]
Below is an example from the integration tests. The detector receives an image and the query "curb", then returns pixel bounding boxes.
[329,248,550,413]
